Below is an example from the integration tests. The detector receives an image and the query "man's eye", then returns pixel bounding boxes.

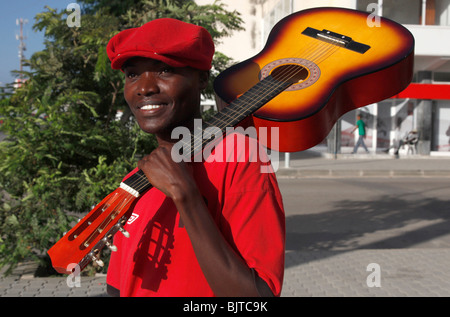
[161,67,173,74]
[127,72,137,78]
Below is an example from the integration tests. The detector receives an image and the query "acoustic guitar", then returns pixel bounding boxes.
[48,7,414,274]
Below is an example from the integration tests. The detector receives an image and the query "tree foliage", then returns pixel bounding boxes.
[0,0,242,275]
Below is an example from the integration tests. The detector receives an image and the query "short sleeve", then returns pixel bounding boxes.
[213,133,285,296]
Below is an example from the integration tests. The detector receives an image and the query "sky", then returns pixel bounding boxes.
[0,0,68,85]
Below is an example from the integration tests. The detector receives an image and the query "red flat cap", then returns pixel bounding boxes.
[107,18,215,71]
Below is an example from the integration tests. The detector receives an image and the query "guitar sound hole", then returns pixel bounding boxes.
[271,64,309,85]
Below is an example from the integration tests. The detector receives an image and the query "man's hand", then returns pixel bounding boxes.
[137,144,196,201]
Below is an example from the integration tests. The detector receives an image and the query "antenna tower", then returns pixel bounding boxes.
[16,18,28,79]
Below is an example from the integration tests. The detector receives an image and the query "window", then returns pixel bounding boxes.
[262,0,291,42]
[357,0,450,26]
[435,0,450,25]
[433,72,450,82]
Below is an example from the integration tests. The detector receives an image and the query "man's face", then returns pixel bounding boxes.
[123,57,208,140]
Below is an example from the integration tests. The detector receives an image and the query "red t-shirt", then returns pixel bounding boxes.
[106,133,285,296]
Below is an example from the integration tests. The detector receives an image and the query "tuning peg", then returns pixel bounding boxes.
[119,227,130,238]
[89,250,104,267]
[101,235,118,251]
[106,241,118,252]
[91,255,104,267]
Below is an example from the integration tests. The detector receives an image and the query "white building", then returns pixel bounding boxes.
[198,0,450,155]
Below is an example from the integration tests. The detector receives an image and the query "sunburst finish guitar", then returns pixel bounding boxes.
[48,7,414,274]
[214,7,414,152]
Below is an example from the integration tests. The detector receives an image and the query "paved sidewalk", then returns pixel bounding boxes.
[275,149,450,178]
[0,273,108,297]
[3,249,450,297]
[1,151,449,297]
[282,249,450,296]
[278,150,450,296]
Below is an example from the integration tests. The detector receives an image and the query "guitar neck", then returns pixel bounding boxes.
[122,74,292,195]
[208,74,293,132]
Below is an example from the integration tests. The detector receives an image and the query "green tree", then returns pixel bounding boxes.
[0,0,242,275]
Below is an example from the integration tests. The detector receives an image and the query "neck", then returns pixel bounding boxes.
[155,110,203,146]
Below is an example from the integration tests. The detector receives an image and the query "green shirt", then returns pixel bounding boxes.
[356,119,365,136]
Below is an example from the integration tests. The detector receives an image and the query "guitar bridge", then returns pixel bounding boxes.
[302,27,370,54]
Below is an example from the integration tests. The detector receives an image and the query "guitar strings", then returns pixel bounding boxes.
[125,39,342,194]
[208,41,338,127]
[207,39,332,126]
[184,40,339,141]
[81,188,132,248]
[183,41,341,162]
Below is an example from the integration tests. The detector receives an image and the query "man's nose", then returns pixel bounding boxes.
[137,72,159,96]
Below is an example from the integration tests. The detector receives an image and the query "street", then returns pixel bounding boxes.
[279,177,450,251]
[278,176,450,296]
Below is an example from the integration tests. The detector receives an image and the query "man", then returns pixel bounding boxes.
[105,18,285,297]
[394,130,418,157]
[351,114,369,154]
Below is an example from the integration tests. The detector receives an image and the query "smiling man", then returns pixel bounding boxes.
[105,18,285,297]
[121,57,207,142]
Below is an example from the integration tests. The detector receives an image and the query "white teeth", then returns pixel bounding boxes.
[140,105,162,110]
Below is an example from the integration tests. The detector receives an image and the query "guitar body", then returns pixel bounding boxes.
[214,7,414,152]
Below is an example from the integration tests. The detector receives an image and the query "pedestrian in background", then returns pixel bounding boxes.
[351,114,369,154]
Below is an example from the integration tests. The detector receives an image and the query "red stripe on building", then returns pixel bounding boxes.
[391,83,450,100]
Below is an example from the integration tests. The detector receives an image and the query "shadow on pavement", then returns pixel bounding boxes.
[285,186,450,268]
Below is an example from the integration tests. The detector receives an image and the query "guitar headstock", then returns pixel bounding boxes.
[48,187,137,274]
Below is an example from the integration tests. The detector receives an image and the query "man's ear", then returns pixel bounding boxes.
[198,70,210,90]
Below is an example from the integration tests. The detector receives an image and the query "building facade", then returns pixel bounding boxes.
[197,0,450,155]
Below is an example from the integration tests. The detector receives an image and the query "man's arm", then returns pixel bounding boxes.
[138,144,273,297]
